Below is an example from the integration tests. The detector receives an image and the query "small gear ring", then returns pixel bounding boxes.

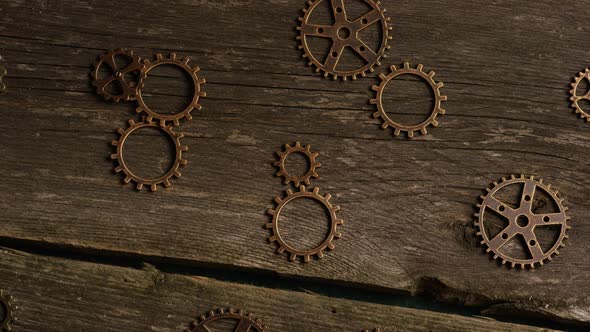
[186,308,267,332]
[136,53,206,126]
[475,174,571,269]
[266,185,343,263]
[273,141,321,187]
[569,68,590,121]
[370,62,447,138]
[0,289,16,331]
[110,118,188,192]
[297,0,393,80]
[91,49,145,102]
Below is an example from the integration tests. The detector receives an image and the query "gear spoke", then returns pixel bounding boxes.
[484,195,514,219]
[350,37,378,64]
[352,8,383,30]
[488,224,517,250]
[330,0,347,21]
[235,319,252,332]
[95,75,116,91]
[520,179,536,210]
[324,42,345,72]
[300,23,334,38]
[104,53,119,71]
[523,229,544,260]
[532,212,567,226]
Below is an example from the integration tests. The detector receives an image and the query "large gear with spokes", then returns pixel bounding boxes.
[110,118,188,192]
[186,308,267,332]
[266,185,343,263]
[474,175,571,269]
[370,62,447,138]
[136,53,206,126]
[569,68,590,121]
[297,0,393,80]
[0,289,16,331]
[273,141,321,187]
[91,48,145,102]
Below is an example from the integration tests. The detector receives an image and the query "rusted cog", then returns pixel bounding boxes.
[0,290,16,332]
[110,118,188,192]
[186,308,267,332]
[371,62,447,138]
[569,68,590,122]
[297,0,393,80]
[136,53,206,127]
[91,49,145,102]
[266,185,343,263]
[475,175,571,269]
[273,141,321,187]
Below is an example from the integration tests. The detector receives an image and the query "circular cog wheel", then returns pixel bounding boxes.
[136,53,206,126]
[266,185,344,263]
[110,118,188,192]
[186,308,267,332]
[297,0,393,80]
[273,141,321,187]
[474,175,571,269]
[0,290,16,332]
[569,68,590,122]
[370,62,447,138]
[91,48,145,102]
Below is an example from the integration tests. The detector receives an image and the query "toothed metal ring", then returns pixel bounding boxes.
[0,289,16,331]
[273,141,321,187]
[186,308,267,332]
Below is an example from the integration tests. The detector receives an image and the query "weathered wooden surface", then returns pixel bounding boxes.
[1,0,589,328]
[0,247,560,331]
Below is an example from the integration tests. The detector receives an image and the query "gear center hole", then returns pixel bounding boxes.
[516,215,530,228]
[140,64,195,116]
[121,127,176,180]
[278,197,331,251]
[284,152,311,179]
[381,74,435,128]
[338,26,351,39]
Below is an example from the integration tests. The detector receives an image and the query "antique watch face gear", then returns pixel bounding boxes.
[136,53,206,126]
[186,308,267,332]
[91,49,145,102]
[110,118,188,192]
[475,175,571,269]
[266,185,343,263]
[371,62,447,138]
[273,141,321,187]
[297,0,393,80]
[0,290,16,331]
[569,68,590,121]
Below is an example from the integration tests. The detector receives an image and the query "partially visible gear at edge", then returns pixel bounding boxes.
[91,48,145,102]
[186,308,267,332]
[273,141,321,187]
[474,174,571,269]
[370,62,447,138]
[110,118,188,192]
[297,0,393,80]
[569,68,590,121]
[0,289,16,332]
[136,53,206,126]
[266,185,343,263]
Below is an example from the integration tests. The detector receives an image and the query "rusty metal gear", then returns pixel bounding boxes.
[186,308,267,332]
[91,49,145,102]
[569,68,590,121]
[370,62,447,138]
[110,118,188,192]
[474,175,571,269]
[0,290,16,332]
[273,141,321,187]
[266,185,343,263]
[136,53,206,126]
[297,0,393,80]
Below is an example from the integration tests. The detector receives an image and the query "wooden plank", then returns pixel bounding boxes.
[0,0,589,325]
[0,247,558,331]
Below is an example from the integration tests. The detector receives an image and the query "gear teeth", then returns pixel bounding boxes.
[273,142,321,187]
[188,308,267,332]
[569,69,590,121]
[111,119,187,191]
[475,175,570,269]
[0,289,16,331]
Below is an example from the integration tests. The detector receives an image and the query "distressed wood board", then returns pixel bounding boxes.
[0,0,589,328]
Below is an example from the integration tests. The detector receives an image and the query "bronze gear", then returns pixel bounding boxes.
[186,308,267,332]
[136,53,206,126]
[273,141,321,187]
[0,290,16,331]
[110,118,188,192]
[297,0,393,80]
[91,49,145,102]
[266,185,343,263]
[371,62,447,138]
[475,175,571,269]
[569,68,590,121]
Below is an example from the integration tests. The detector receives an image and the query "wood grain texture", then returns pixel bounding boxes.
[0,247,559,331]
[0,0,589,326]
